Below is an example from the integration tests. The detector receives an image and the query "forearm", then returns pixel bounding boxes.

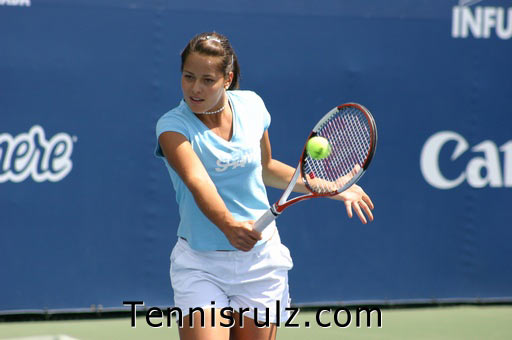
[260,130,309,194]
[185,175,237,233]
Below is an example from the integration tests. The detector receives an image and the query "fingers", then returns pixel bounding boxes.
[352,163,361,175]
[360,189,375,210]
[237,241,255,252]
[344,196,374,224]
[233,236,257,252]
[351,200,366,224]
[359,200,374,222]
[229,221,262,252]
[352,185,375,218]
[345,200,353,219]
[246,221,262,241]
[352,200,374,224]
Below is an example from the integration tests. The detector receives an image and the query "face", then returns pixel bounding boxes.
[181,52,233,113]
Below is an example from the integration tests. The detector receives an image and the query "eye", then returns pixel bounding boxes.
[183,74,193,80]
[204,78,214,84]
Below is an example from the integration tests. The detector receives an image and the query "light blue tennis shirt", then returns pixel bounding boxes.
[155,90,276,251]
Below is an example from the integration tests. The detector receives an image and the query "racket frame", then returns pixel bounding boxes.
[253,103,377,232]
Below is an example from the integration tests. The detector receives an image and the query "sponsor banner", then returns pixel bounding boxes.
[421,131,512,189]
[0,0,30,6]
[0,126,75,183]
[452,0,512,39]
[0,0,511,312]
[452,5,512,39]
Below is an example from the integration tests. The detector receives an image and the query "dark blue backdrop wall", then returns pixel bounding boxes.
[1,0,511,312]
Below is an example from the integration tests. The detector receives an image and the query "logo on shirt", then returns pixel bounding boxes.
[215,148,259,172]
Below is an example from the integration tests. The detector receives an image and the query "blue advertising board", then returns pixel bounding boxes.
[1,0,511,312]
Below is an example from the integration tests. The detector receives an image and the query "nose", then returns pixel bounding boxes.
[191,79,202,94]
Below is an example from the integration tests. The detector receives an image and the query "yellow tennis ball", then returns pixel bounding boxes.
[306,136,331,159]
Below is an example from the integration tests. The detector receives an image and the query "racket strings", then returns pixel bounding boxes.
[303,106,371,194]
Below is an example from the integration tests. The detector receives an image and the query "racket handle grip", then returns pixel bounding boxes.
[253,207,279,232]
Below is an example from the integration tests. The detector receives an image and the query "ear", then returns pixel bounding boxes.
[225,71,234,89]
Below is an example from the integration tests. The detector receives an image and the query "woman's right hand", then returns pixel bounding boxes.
[222,221,262,252]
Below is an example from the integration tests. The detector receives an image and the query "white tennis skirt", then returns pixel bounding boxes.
[170,230,293,325]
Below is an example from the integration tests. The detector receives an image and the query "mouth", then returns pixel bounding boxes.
[189,96,204,103]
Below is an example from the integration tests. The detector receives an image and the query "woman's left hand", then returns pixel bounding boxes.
[331,184,374,224]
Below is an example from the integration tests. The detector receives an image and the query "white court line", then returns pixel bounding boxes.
[0,335,79,340]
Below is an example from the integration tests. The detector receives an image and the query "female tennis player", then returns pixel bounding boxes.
[155,32,374,340]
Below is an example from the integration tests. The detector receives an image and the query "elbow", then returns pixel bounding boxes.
[261,156,274,173]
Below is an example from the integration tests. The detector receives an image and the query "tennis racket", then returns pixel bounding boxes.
[253,103,377,232]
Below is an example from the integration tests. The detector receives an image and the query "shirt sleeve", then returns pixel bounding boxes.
[154,111,190,158]
[262,101,271,131]
[251,91,271,132]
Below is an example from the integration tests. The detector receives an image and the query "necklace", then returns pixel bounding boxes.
[197,105,225,115]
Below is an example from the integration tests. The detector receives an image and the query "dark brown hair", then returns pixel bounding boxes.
[181,32,240,90]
